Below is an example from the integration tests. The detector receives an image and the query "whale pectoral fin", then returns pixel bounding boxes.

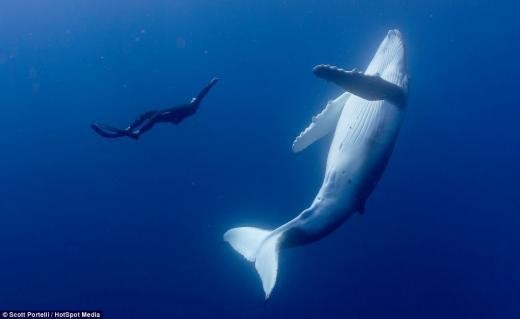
[313,64,407,107]
[292,92,350,153]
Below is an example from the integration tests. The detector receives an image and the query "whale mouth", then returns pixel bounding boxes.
[364,29,408,90]
[387,29,402,39]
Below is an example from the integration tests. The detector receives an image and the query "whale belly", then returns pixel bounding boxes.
[325,95,403,206]
[292,96,405,241]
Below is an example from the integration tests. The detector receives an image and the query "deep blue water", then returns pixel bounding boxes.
[1,1,519,318]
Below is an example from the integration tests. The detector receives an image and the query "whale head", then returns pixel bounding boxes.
[365,29,408,92]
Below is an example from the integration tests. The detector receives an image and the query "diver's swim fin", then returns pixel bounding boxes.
[91,123,138,140]
[313,64,407,107]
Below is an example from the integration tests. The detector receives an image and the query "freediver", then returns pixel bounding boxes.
[91,77,219,140]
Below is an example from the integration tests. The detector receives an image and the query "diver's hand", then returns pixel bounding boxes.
[210,77,220,84]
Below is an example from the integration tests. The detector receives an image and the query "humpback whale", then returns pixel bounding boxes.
[224,30,409,300]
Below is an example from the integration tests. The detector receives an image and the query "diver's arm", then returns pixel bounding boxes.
[190,77,219,106]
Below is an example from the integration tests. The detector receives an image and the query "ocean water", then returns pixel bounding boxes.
[1,1,519,318]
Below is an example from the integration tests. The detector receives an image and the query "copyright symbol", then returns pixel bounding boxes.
[2,312,8,318]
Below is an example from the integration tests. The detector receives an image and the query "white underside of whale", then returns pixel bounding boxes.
[224,29,409,300]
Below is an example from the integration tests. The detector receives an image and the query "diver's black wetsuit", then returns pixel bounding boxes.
[91,77,219,140]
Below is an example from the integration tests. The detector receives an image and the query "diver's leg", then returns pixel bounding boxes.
[190,77,219,105]
[127,110,158,130]
[111,110,158,140]
[133,114,160,137]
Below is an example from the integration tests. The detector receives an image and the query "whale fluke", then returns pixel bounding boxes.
[224,227,282,300]
[223,227,270,261]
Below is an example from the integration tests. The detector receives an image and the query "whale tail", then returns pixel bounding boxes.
[224,227,283,300]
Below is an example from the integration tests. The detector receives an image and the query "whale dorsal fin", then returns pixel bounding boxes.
[292,92,350,153]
